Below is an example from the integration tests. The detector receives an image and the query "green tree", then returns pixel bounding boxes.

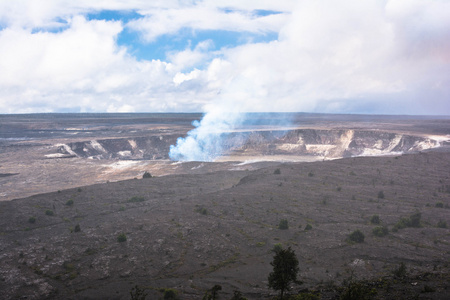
[268,246,300,300]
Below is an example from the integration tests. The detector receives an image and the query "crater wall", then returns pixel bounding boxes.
[56,129,439,161]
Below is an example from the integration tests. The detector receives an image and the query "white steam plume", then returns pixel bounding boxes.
[169,108,245,161]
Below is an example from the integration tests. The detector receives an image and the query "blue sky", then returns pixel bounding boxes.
[0,0,449,115]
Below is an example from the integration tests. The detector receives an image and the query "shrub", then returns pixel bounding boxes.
[409,212,421,227]
[308,171,314,177]
[128,196,145,203]
[372,226,388,237]
[348,230,365,243]
[305,224,312,230]
[278,219,289,230]
[77,188,82,192]
[142,171,152,179]
[393,217,410,230]
[435,202,444,208]
[370,215,380,224]
[74,224,81,232]
[28,216,36,224]
[45,210,54,216]
[377,191,384,199]
[130,285,148,300]
[274,168,281,175]
[230,290,248,300]
[66,199,74,206]
[339,280,376,300]
[162,288,179,300]
[422,285,435,293]
[117,233,127,243]
[291,292,320,300]
[437,220,447,228]
[196,207,207,215]
[393,212,422,230]
[392,262,407,278]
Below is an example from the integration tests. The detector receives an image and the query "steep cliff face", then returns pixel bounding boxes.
[55,129,441,161]
[58,135,179,160]
[224,129,439,159]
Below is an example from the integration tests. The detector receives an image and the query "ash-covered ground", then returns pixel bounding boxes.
[0,113,449,299]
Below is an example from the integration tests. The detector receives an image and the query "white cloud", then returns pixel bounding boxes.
[127,3,288,42]
[193,0,450,114]
[0,0,449,115]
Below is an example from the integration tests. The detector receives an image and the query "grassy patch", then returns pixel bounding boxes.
[127,196,145,203]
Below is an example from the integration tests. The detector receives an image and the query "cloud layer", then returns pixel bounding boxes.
[0,0,449,114]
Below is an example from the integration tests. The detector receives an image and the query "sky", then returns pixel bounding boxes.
[0,0,449,115]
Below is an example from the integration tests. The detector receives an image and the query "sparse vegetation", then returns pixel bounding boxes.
[377,190,384,199]
[392,262,407,278]
[372,226,388,237]
[117,233,127,243]
[435,202,444,208]
[393,212,422,230]
[305,224,312,230]
[370,215,380,224]
[348,230,365,243]
[291,291,320,300]
[45,209,54,216]
[196,207,208,215]
[161,288,179,300]
[278,219,289,230]
[128,196,145,203]
[274,168,281,175]
[130,285,148,300]
[339,280,376,300]
[202,284,221,300]
[230,290,248,300]
[74,224,81,232]
[422,285,435,293]
[437,220,447,228]
[28,216,36,224]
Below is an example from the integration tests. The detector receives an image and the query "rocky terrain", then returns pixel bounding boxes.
[0,150,449,299]
[0,113,449,299]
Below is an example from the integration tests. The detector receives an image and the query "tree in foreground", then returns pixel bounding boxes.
[268,246,300,300]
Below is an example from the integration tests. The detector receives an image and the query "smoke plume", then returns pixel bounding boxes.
[169,108,245,161]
